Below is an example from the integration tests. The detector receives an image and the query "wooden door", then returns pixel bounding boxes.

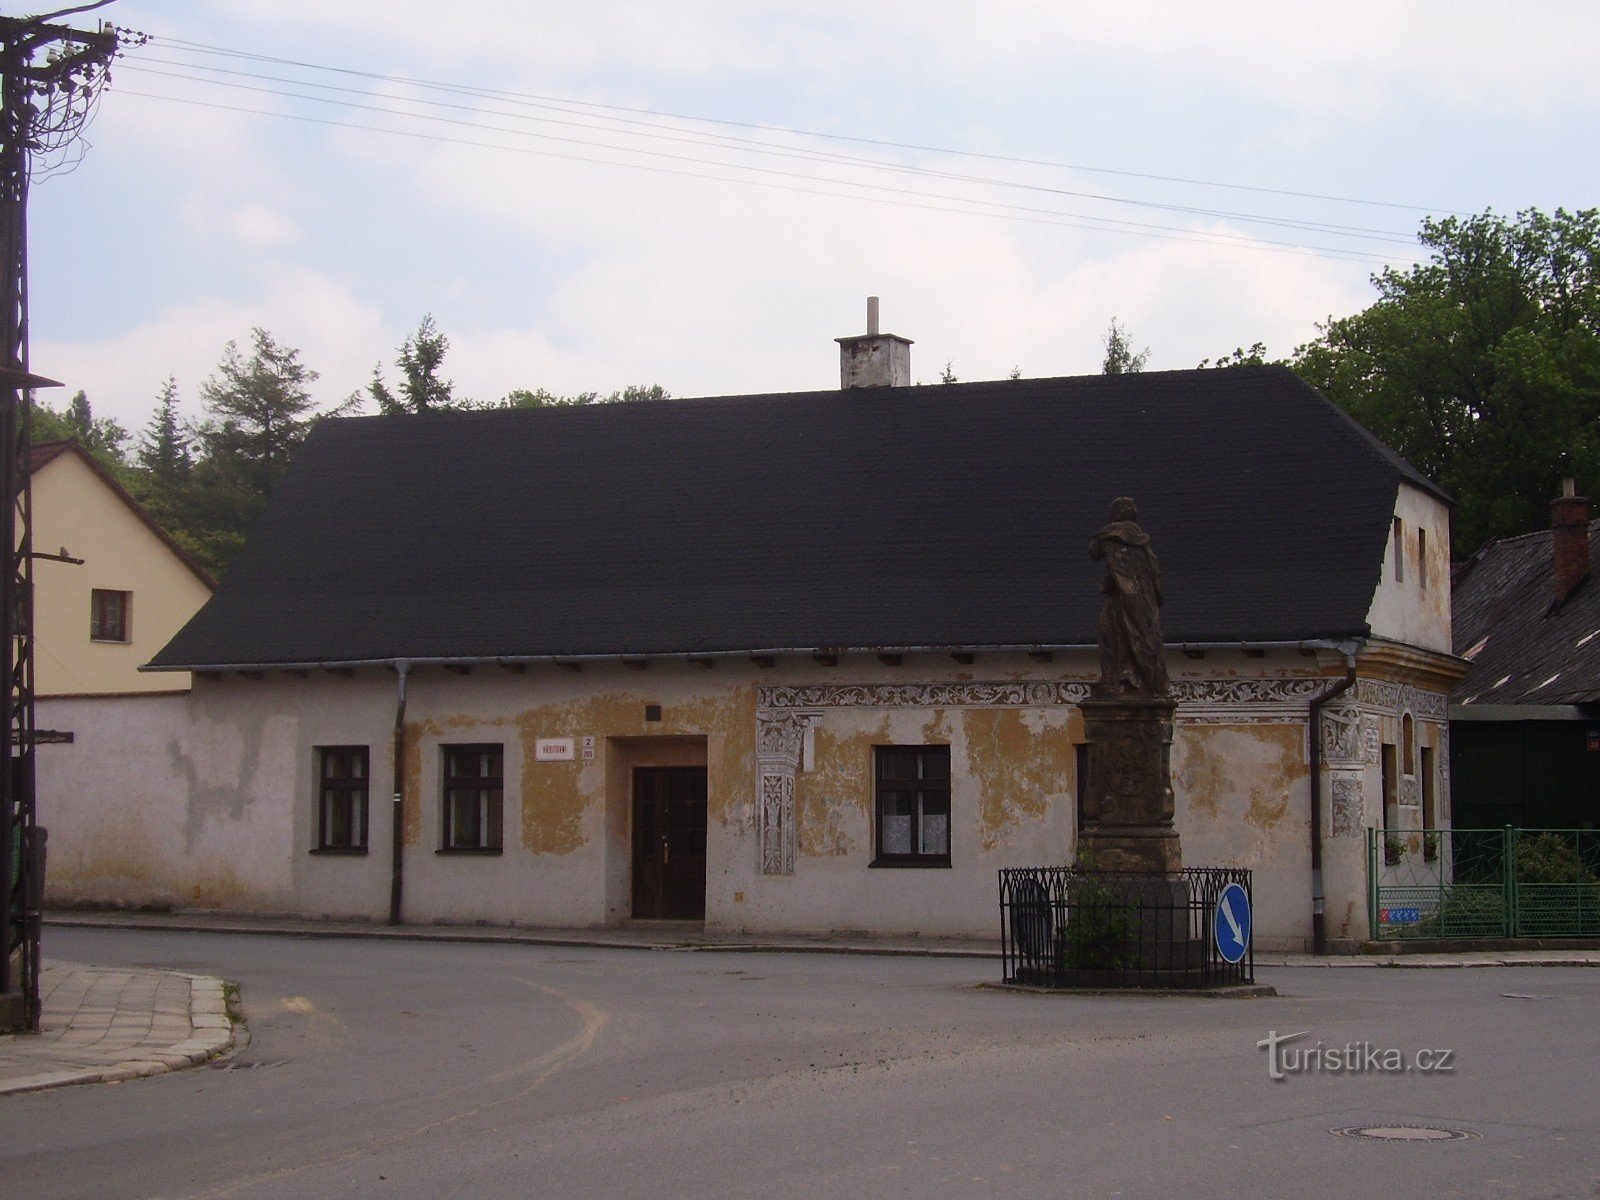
[632,767,707,920]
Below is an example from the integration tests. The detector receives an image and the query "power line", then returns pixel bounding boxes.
[117,88,1410,268]
[136,32,1467,218]
[120,53,1419,247]
[116,85,1408,268]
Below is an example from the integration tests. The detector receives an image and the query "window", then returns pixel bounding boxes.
[315,746,369,853]
[1418,528,1428,590]
[1402,713,1416,774]
[872,745,950,867]
[90,589,130,641]
[1381,742,1398,834]
[1420,747,1436,834]
[441,744,503,853]
[1392,518,1404,583]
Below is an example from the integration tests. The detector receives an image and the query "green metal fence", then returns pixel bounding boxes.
[1368,827,1600,941]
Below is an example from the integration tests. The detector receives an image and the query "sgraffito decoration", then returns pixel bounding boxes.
[752,674,1402,875]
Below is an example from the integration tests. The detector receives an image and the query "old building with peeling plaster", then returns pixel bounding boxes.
[39,307,1466,952]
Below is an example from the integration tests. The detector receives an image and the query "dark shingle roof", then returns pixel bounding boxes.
[1452,521,1600,706]
[149,365,1433,669]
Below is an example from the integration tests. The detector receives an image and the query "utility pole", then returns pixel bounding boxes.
[0,3,124,1034]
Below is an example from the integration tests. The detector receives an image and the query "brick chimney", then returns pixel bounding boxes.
[1551,477,1591,604]
[836,296,912,388]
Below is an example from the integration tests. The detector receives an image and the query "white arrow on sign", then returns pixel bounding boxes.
[1220,892,1245,944]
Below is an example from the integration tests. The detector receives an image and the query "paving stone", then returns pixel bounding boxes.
[0,962,235,1096]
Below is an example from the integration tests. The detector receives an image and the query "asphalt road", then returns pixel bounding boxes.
[4,928,1596,1200]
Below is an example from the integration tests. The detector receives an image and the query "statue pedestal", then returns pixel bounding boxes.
[1077,695,1180,874]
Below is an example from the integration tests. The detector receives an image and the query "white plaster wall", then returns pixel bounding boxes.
[38,651,1376,952]
[1171,723,1313,953]
[39,690,306,911]
[1366,484,1452,653]
[724,700,1078,940]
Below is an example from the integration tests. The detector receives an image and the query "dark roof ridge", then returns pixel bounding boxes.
[328,363,1336,428]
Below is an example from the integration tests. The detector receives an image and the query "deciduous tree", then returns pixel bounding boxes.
[1292,208,1600,558]
[1101,319,1149,375]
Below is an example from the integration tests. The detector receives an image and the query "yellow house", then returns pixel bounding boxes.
[31,440,214,696]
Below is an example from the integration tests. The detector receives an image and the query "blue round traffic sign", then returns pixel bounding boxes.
[1214,882,1252,964]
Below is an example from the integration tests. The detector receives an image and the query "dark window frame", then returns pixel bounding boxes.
[439,743,504,855]
[90,588,131,642]
[313,745,369,854]
[870,744,952,869]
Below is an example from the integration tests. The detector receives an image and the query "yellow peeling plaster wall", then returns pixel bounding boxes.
[395,670,757,927]
[43,651,1421,950]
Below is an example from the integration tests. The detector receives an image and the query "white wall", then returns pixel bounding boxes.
[37,653,1383,951]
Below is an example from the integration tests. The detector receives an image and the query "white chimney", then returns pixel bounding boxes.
[835,296,913,388]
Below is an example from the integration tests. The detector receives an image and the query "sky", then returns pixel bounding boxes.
[19,1,1600,434]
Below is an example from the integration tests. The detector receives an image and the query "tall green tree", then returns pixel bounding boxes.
[1101,318,1149,375]
[369,314,456,414]
[136,376,191,483]
[186,329,343,573]
[196,328,324,501]
[1293,208,1600,558]
[33,389,129,465]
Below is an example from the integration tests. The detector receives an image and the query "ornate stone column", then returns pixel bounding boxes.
[755,710,807,875]
[1076,695,1181,873]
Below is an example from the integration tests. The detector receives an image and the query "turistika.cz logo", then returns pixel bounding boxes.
[1257,1030,1456,1081]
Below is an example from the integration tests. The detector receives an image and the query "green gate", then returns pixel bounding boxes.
[1368,827,1600,941]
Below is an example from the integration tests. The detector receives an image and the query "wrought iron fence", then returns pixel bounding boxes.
[1369,827,1600,941]
[999,866,1254,989]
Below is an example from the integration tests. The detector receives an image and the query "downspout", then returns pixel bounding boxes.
[389,660,410,925]
[1306,642,1360,956]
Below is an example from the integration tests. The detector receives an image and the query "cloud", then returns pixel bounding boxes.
[33,266,389,429]
[179,0,1600,118]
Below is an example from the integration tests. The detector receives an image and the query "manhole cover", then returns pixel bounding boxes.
[1332,1125,1478,1142]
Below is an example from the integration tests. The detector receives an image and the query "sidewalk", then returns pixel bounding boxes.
[44,908,1600,968]
[0,961,235,1096]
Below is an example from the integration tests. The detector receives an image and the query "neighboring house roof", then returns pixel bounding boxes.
[149,365,1436,670]
[1452,521,1600,706]
[31,439,218,592]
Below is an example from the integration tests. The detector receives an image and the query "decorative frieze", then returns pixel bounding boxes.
[1320,701,1364,768]
[1356,679,1448,722]
[752,674,1450,873]
[758,677,1332,724]
[1330,774,1365,838]
[760,681,1088,710]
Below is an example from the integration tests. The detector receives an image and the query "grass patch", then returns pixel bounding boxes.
[222,981,244,1025]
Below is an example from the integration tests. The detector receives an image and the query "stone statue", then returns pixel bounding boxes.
[1089,497,1169,698]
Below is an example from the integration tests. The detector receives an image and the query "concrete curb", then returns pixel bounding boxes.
[0,972,237,1097]
[44,911,1600,970]
[47,913,1000,960]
